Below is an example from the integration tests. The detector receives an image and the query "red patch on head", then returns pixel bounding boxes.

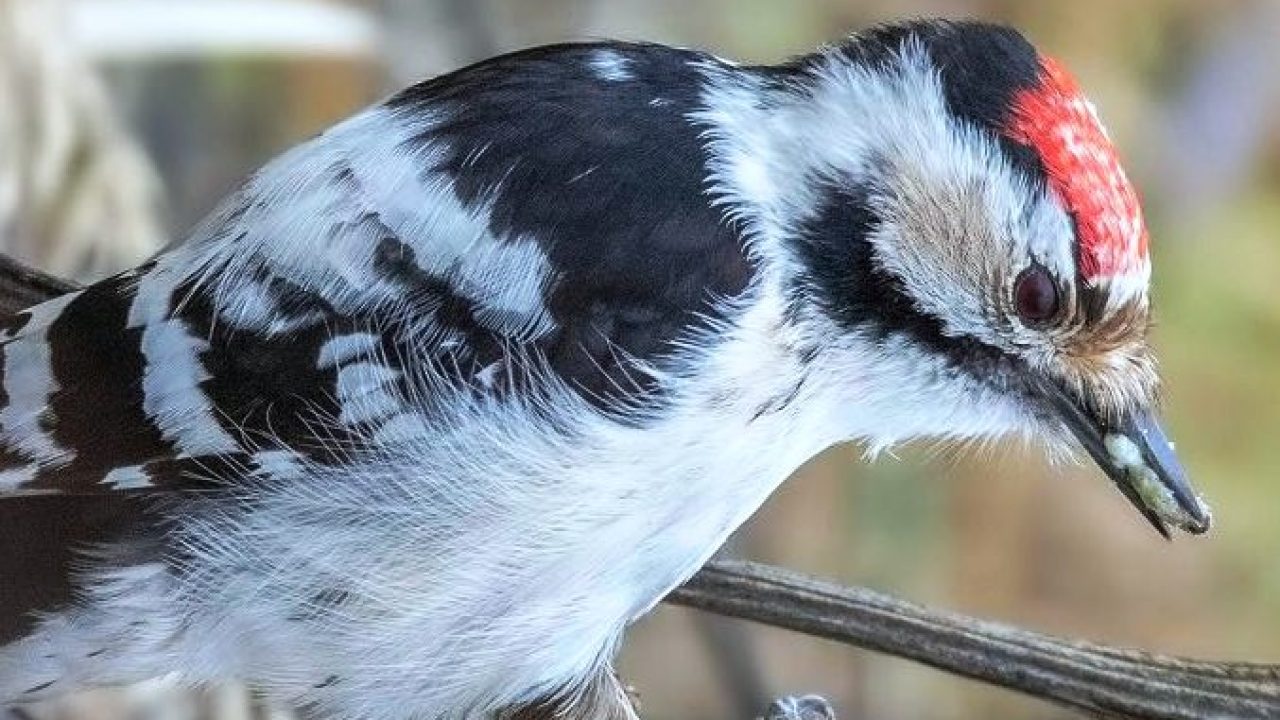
[1003,57,1148,282]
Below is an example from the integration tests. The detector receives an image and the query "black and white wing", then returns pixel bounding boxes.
[0,42,752,638]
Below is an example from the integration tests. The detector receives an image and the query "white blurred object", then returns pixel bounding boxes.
[0,0,164,280]
[69,0,380,60]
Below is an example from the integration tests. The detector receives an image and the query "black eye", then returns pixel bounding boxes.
[1013,265,1060,325]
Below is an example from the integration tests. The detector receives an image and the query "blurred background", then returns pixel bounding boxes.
[2,1,1278,719]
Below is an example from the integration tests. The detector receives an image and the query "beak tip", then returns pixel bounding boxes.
[1036,377,1212,540]
[1134,491,1208,540]
[1101,424,1211,540]
[1183,501,1213,535]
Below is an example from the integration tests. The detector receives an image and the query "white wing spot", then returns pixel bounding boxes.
[318,332,381,369]
[371,412,429,444]
[253,449,304,477]
[588,49,633,82]
[0,467,36,489]
[336,362,402,426]
[336,362,398,399]
[103,465,153,490]
[475,361,503,389]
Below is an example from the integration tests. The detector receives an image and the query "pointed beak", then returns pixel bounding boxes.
[1038,380,1212,538]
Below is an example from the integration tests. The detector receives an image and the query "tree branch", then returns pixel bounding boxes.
[672,561,1280,720]
[1,254,1276,719]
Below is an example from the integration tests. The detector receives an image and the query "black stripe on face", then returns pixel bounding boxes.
[791,180,1018,392]
[35,275,176,489]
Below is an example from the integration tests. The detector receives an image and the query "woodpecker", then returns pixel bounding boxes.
[0,19,1210,720]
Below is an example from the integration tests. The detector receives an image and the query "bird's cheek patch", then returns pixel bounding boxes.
[1002,56,1149,286]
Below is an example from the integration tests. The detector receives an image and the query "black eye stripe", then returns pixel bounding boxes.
[790,179,1019,392]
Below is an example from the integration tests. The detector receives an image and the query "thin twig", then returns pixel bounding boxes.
[1,254,1277,720]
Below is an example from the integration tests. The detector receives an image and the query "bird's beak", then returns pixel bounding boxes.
[1037,380,1212,538]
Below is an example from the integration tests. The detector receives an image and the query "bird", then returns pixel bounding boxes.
[0,18,1211,720]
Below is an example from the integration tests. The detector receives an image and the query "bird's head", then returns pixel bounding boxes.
[704,21,1210,536]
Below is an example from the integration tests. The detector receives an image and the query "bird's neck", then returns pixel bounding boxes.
[577,281,845,618]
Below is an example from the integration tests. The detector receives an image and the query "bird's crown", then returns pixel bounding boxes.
[1002,56,1149,286]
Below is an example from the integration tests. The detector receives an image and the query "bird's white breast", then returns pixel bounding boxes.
[155,281,838,718]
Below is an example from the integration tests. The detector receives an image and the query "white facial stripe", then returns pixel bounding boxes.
[693,64,794,265]
[814,47,1076,345]
[1089,262,1153,313]
[697,41,1097,352]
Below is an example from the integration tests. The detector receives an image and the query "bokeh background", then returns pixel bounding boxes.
[3,1,1278,719]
